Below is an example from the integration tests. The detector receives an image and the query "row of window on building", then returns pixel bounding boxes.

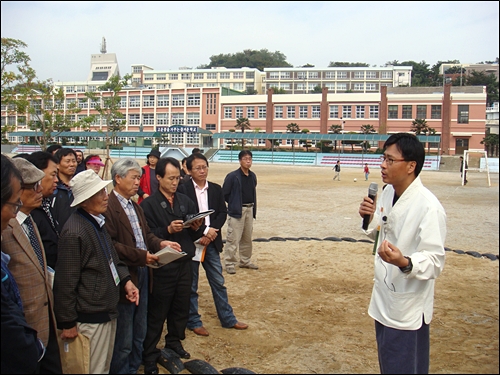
[134,70,394,80]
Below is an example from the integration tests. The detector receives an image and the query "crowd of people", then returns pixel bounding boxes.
[1,146,255,374]
[2,133,447,375]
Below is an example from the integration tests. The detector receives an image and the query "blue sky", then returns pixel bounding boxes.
[1,1,498,82]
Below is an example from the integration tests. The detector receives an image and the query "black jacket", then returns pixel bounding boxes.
[177,180,228,252]
[139,190,203,260]
[222,168,257,219]
[49,179,76,235]
[31,207,59,269]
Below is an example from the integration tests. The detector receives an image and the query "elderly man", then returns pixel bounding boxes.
[104,158,181,374]
[2,157,62,373]
[53,170,139,374]
[1,154,45,374]
[22,151,60,269]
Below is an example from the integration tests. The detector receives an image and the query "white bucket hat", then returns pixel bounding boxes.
[70,169,112,207]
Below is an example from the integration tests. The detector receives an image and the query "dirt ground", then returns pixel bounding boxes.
[140,162,499,374]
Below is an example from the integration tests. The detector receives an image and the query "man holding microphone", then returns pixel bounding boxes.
[358,133,446,374]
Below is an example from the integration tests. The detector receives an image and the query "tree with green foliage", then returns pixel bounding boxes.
[329,124,342,151]
[481,133,499,157]
[465,71,499,106]
[200,49,292,71]
[360,124,376,151]
[410,118,430,135]
[312,85,322,93]
[269,86,286,94]
[85,74,131,173]
[244,87,257,95]
[1,37,37,141]
[286,122,300,153]
[299,128,312,152]
[17,81,89,151]
[328,62,370,67]
[235,117,251,148]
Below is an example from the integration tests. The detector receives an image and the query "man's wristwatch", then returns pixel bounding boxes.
[399,256,413,274]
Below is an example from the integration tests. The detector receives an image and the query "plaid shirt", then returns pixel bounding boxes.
[114,191,147,251]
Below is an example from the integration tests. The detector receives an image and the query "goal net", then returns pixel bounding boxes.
[462,150,491,187]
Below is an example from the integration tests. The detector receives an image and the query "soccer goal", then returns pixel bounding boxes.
[462,150,491,187]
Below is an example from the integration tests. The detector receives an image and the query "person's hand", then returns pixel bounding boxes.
[168,219,184,234]
[189,218,204,231]
[199,235,211,247]
[124,280,140,306]
[377,240,406,267]
[60,326,78,340]
[143,193,149,199]
[160,240,182,252]
[359,195,376,219]
[146,252,159,265]
[206,227,219,242]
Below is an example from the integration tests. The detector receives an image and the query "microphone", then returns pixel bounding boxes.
[363,182,379,230]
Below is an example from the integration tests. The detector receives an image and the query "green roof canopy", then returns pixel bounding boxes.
[212,133,441,143]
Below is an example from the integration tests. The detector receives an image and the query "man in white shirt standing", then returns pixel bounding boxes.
[178,153,248,337]
[358,133,446,374]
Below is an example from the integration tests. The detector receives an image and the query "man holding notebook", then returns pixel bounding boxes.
[103,158,181,374]
[140,157,204,373]
[178,153,248,337]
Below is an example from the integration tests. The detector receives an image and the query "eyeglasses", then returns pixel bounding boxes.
[240,157,252,161]
[3,199,23,214]
[192,166,208,172]
[22,181,42,192]
[380,155,407,166]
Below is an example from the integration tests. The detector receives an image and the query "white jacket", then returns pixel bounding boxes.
[364,176,446,330]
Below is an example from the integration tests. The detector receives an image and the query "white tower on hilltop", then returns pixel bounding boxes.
[100,37,107,54]
[87,37,120,81]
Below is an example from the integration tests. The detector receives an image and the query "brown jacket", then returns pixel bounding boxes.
[103,191,163,300]
[2,217,56,346]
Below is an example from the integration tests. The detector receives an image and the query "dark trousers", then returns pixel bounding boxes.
[375,318,430,374]
[38,311,63,374]
[142,260,192,363]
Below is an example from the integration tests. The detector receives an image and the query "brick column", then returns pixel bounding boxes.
[266,88,274,147]
[320,87,328,134]
[378,85,388,149]
[441,84,451,155]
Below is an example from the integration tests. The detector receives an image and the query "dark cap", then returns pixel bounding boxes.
[147,149,161,159]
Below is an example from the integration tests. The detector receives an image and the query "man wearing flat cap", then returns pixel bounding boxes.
[53,170,139,374]
[2,157,63,373]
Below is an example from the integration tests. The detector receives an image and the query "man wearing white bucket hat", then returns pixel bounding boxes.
[53,170,139,374]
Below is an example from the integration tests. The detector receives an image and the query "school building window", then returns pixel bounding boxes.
[416,105,427,119]
[431,105,442,119]
[458,105,469,124]
[356,105,365,119]
[388,105,398,119]
[369,105,379,119]
[342,105,352,119]
[287,106,296,118]
[402,105,412,119]
[299,106,308,118]
[329,105,339,118]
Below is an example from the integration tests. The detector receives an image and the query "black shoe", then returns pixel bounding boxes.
[143,361,159,374]
[167,344,191,359]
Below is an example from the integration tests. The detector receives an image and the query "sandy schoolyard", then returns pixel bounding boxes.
[140,162,499,374]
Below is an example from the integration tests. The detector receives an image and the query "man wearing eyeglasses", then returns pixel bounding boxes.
[139,157,203,373]
[178,153,248,338]
[3,157,63,374]
[22,152,60,269]
[1,154,46,374]
[358,133,446,374]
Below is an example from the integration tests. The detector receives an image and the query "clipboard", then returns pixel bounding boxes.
[147,246,187,268]
[182,209,214,228]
